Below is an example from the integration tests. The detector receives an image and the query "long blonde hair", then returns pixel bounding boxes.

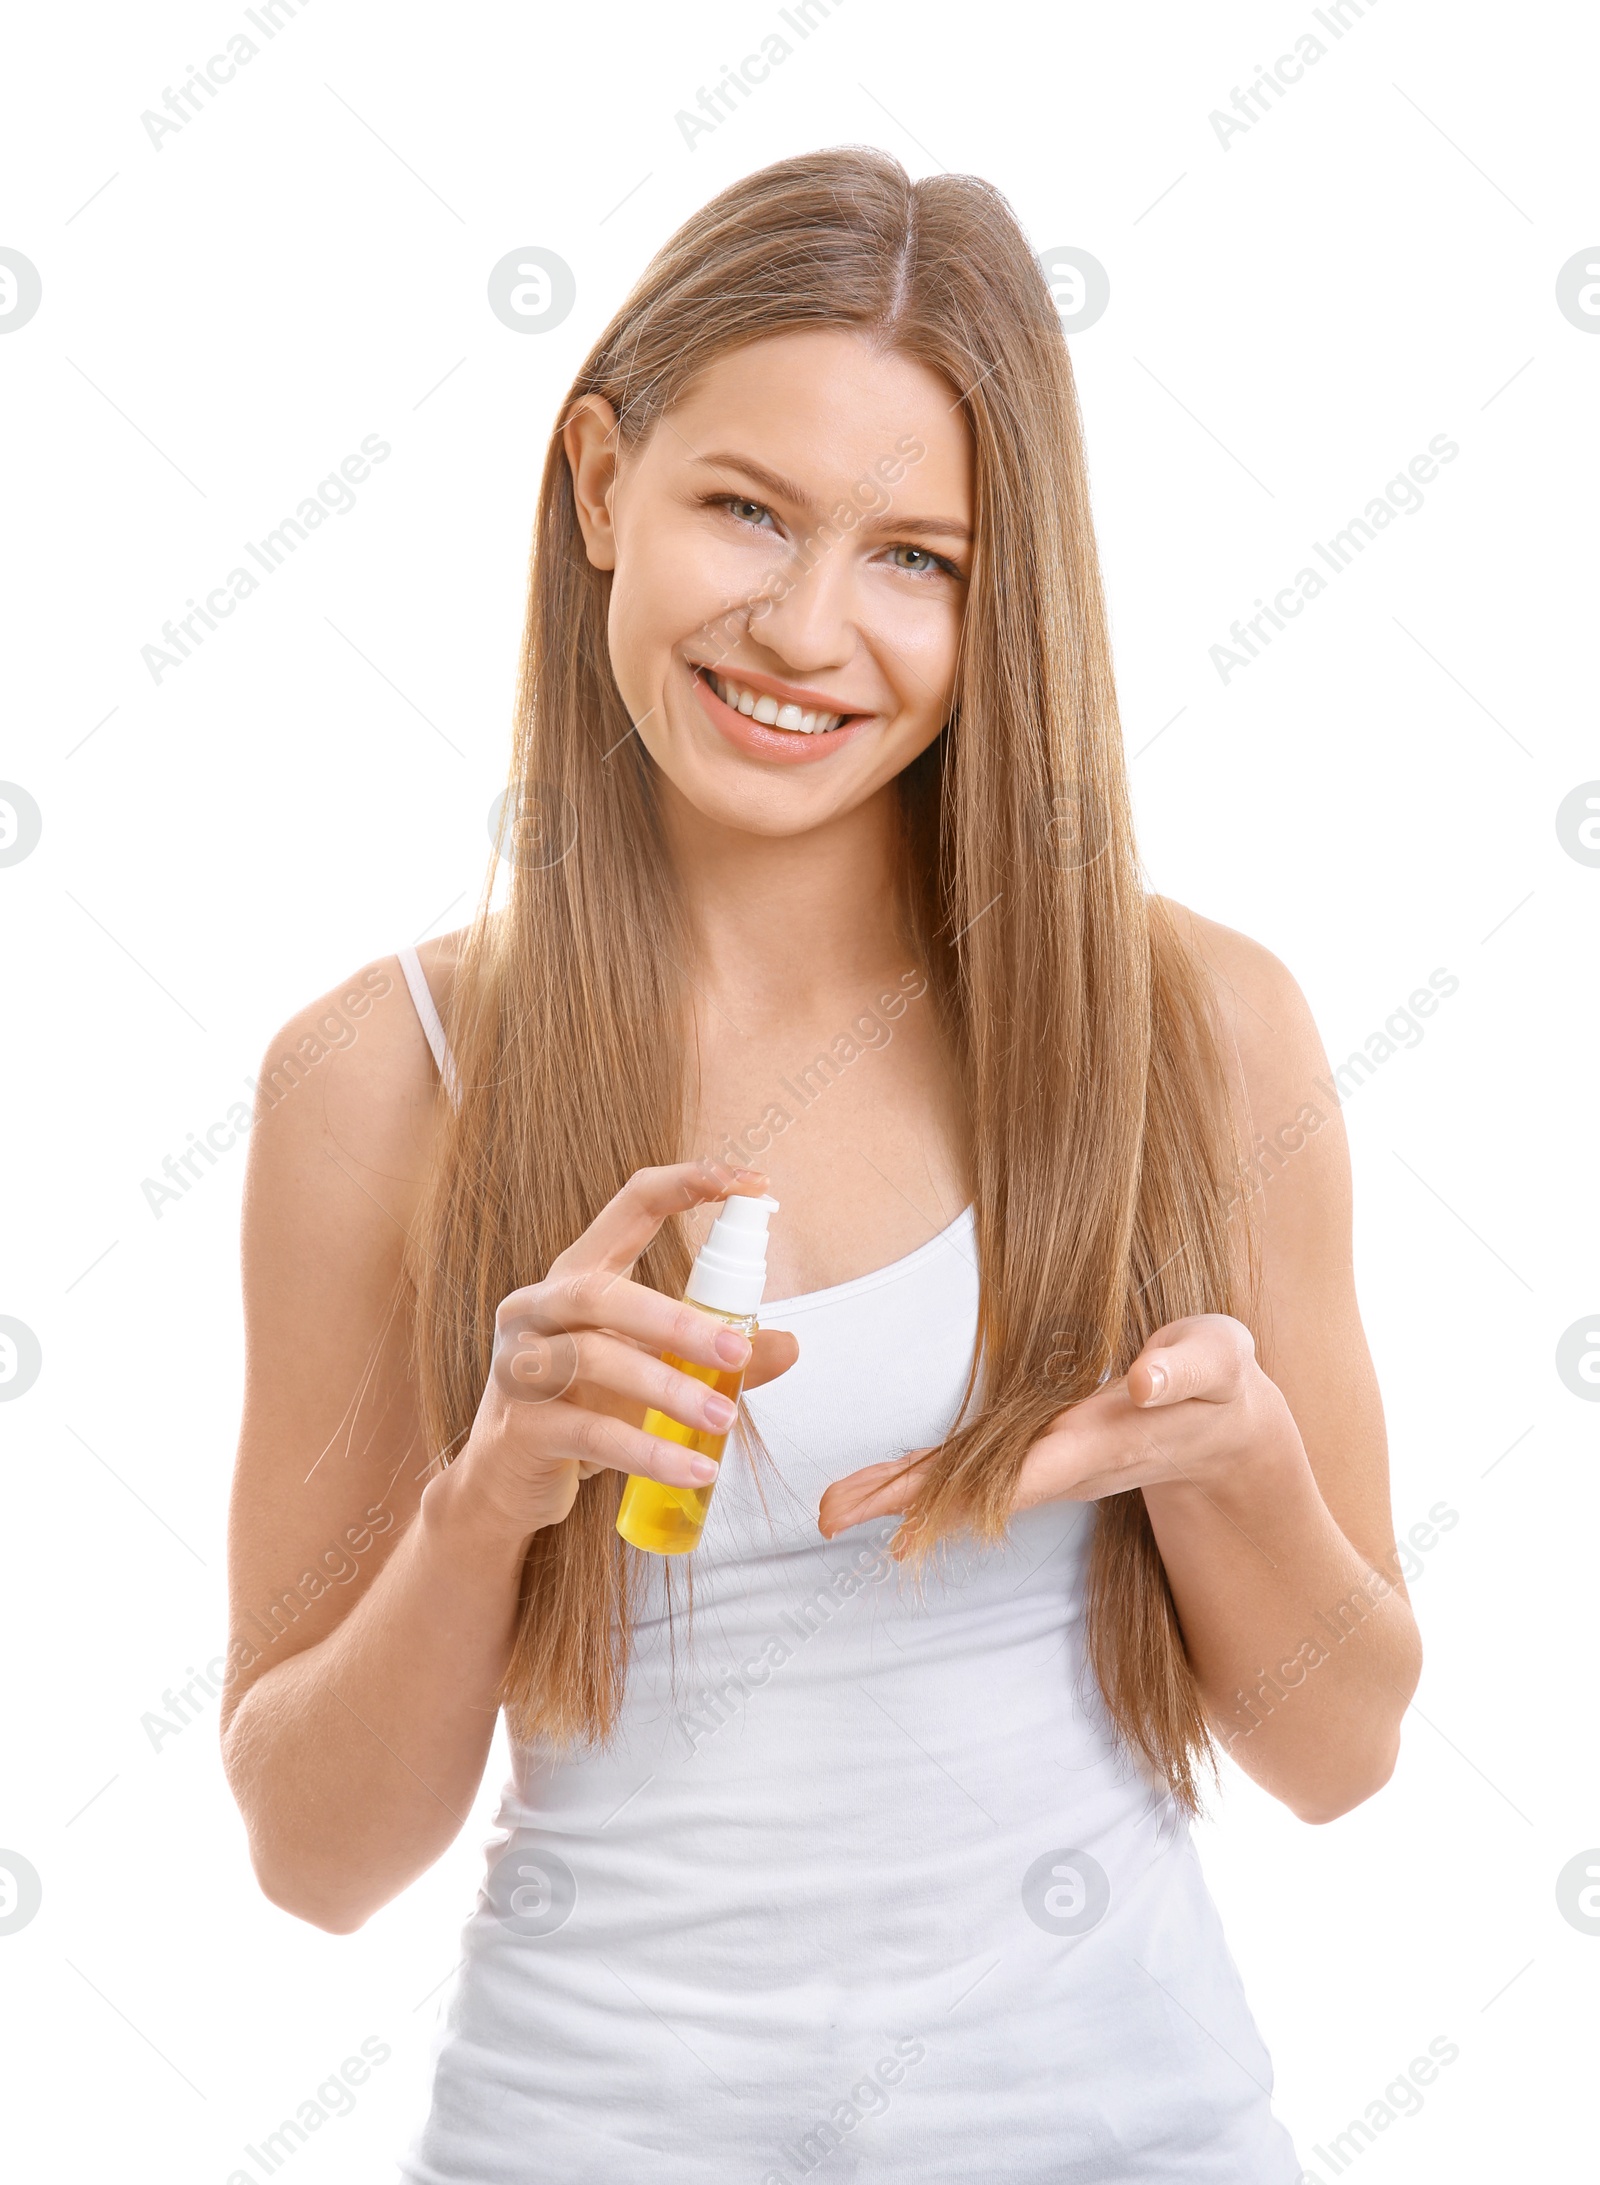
[406,147,1257,1816]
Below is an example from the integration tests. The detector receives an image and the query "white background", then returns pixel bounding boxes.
[2,1,1595,2178]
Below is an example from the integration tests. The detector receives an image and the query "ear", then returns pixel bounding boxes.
[563,394,621,571]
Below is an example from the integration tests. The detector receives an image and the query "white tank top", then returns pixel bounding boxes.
[393,947,1302,2183]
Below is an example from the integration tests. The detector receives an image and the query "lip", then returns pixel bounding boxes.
[687,663,876,768]
[688,658,866,715]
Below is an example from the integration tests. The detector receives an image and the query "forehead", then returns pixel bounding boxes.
[645,327,973,508]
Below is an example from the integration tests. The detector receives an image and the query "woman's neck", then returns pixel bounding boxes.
[657,777,911,1021]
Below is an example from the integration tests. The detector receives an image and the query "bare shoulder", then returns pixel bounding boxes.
[240,920,477,1315]
[1149,900,1390,1527]
[225,930,474,1728]
[1152,892,1362,1346]
[1151,896,1336,1154]
[1154,896,1314,1071]
[244,939,460,1241]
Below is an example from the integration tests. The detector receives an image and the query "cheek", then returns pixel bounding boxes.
[609,521,773,694]
[865,587,963,723]
[605,546,690,717]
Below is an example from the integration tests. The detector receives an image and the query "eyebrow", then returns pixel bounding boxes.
[694,449,973,546]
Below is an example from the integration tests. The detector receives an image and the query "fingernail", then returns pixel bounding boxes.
[1144,1365,1167,1402]
[713,1328,751,1365]
[703,1393,736,1430]
[690,1456,719,1481]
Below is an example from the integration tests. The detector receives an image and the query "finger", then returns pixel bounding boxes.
[1012,1382,1169,1504]
[743,1328,799,1391]
[531,1401,723,1491]
[1129,1314,1253,1407]
[550,1160,770,1281]
[506,1269,757,1375]
[818,1456,927,1539]
[502,1326,743,1439]
[1013,1378,1223,1507]
[1012,1420,1119,1508]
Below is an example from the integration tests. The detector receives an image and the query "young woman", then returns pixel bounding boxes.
[223,148,1421,2181]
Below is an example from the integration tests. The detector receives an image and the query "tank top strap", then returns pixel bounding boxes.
[395,944,461,1106]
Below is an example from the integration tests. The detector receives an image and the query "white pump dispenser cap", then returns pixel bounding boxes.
[685,1193,779,1316]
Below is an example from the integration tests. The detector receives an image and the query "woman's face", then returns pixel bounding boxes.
[564,327,974,838]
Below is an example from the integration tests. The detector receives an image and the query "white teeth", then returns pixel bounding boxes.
[704,669,846,734]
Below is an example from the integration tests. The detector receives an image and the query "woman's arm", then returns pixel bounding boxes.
[820,906,1423,1824]
[220,946,527,1932]
[222,948,796,1932]
[1136,907,1423,1821]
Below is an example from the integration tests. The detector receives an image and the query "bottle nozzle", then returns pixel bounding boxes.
[713,1191,779,1237]
[687,1192,778,1314]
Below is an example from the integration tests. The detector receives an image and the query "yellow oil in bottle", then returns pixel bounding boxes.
[615,1306,756,1555]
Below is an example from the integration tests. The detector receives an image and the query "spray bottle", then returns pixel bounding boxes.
[615,1193,779,1556]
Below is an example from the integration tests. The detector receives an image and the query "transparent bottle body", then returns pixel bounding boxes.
[614,1300,757,1555]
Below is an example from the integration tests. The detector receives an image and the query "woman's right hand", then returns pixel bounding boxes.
[429,1161,800,1547]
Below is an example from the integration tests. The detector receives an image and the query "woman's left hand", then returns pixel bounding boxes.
[817,1313,1304,1546]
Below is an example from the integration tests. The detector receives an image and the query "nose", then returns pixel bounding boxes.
[744,524,858,675]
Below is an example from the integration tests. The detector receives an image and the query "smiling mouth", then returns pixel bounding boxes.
[696,666,859,736]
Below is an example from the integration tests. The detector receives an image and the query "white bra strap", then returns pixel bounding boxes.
[396,944,462,1106]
